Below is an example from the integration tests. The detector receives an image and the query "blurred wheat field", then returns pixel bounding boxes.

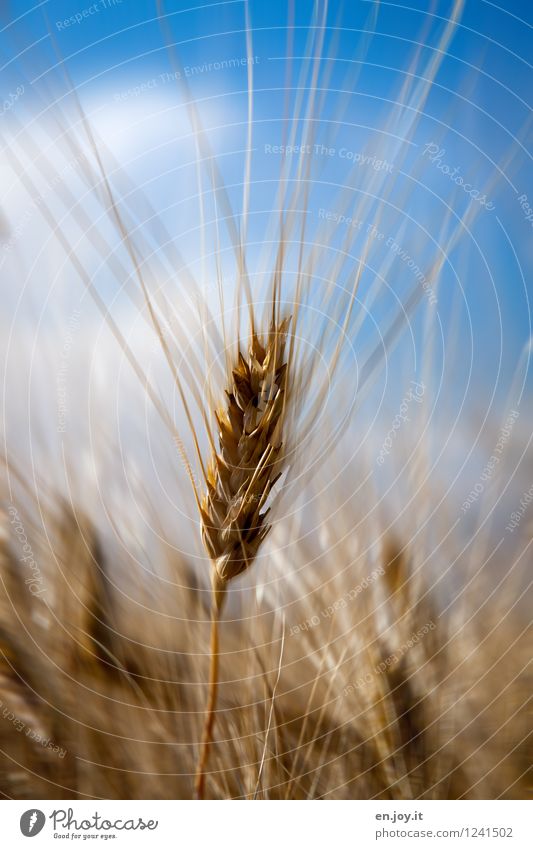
[0,0,531,800]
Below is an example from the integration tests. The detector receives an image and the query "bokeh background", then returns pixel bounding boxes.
[0,0,531,801]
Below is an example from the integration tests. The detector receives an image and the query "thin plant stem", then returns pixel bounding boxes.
[194,583,225,799]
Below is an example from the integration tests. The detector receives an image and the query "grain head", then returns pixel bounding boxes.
[201,318,291,590]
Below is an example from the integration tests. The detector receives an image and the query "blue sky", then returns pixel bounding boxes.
[1,0,531,414]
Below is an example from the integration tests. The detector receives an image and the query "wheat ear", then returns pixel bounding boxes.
[194,317,290,798]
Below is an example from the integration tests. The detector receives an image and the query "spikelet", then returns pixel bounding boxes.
[200,317,290,589]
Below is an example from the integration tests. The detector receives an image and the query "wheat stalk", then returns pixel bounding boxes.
[194,316,291,798]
